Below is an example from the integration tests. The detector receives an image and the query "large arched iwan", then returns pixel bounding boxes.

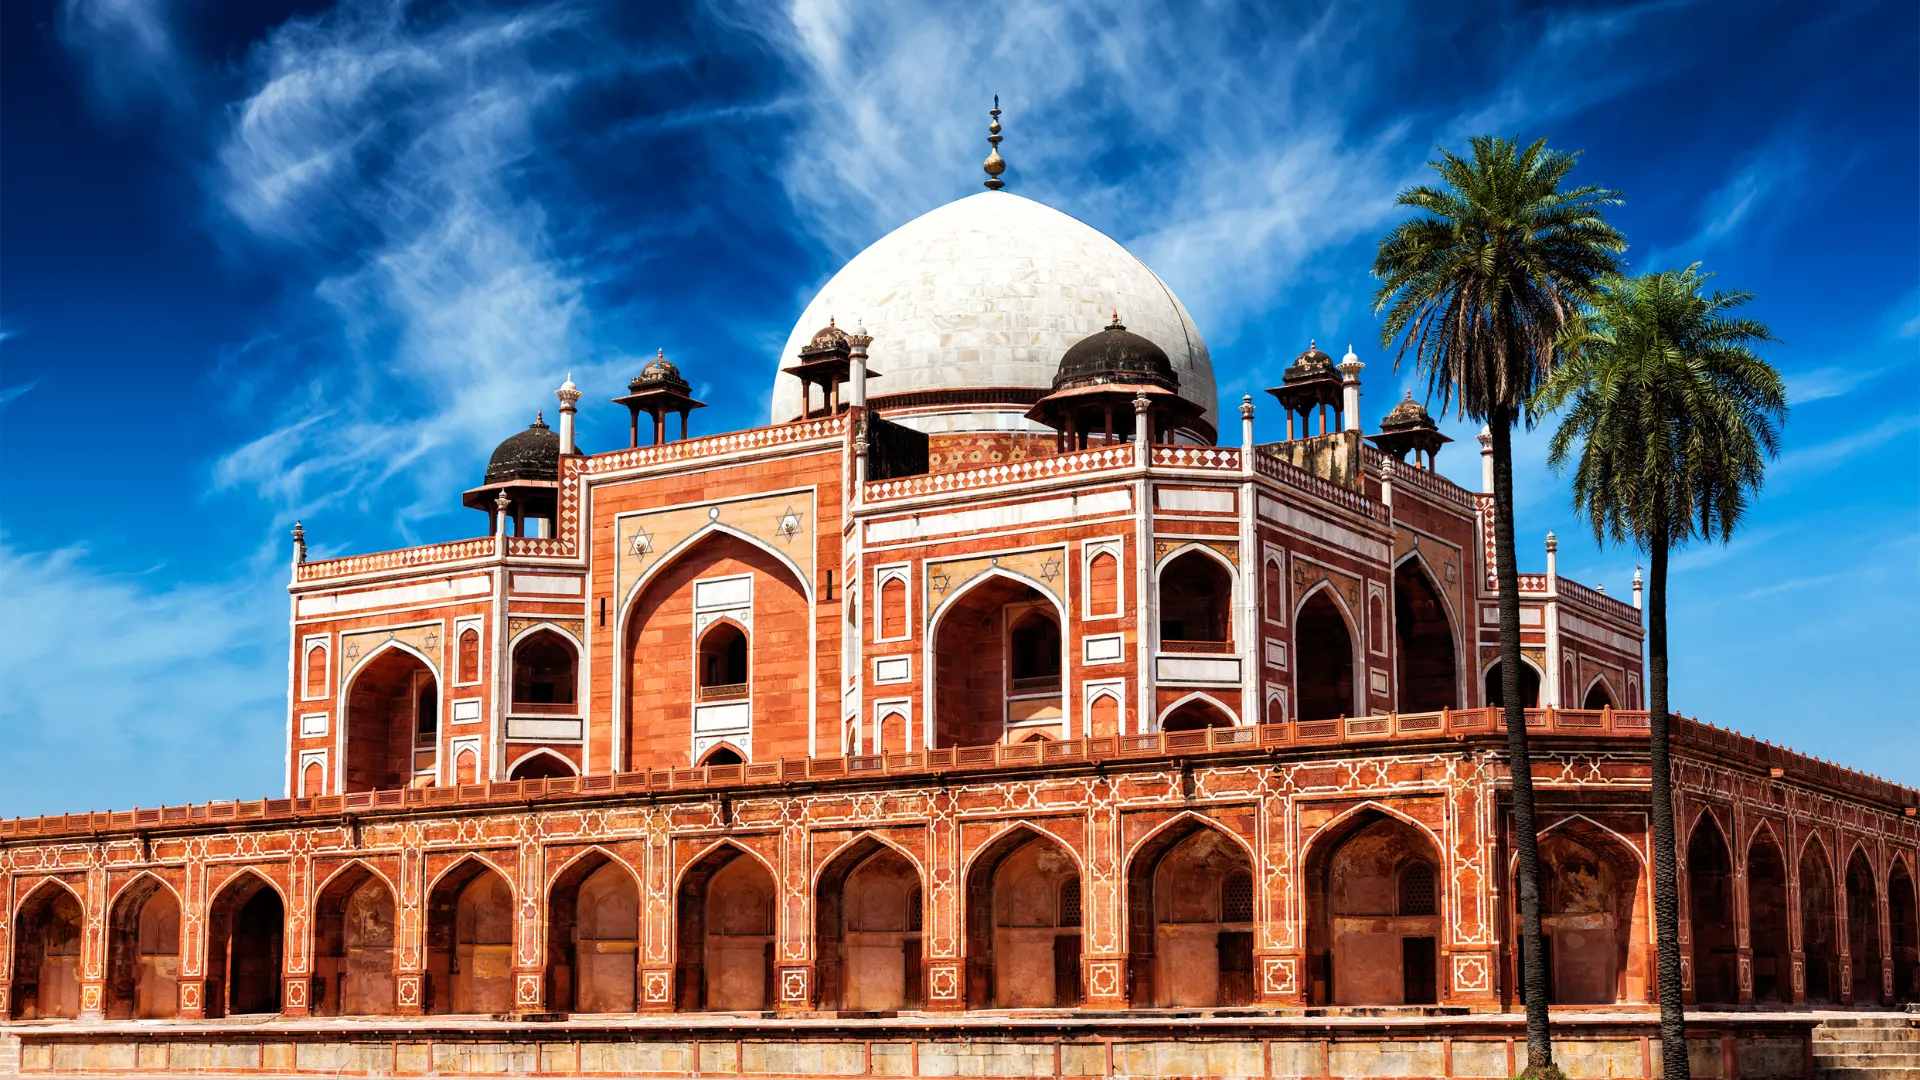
[1125,818,1256,1007]
[1302,809,1444,1005]
[964,827,1082,1008]
[547,852,640,1013]
[105,876,180,1019]
[931,575,1064,748]
[674,844,777,1011]
[1393,559,1456,712]
[623,532,809,769]
[1294,587,1356,722]
[343,647,438,793]
[312,865,396,1016]
[815,837,924,1011]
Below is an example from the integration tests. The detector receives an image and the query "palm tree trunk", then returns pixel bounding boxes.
[1647,532,1688,1079]
[1490,412,1552,1073]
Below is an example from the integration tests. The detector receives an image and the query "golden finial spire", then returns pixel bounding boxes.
[982,96,1006,190]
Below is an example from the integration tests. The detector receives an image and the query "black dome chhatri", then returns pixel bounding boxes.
[1052,316,1180,393]
[483,414,564,485]
[1380,391,1439,432]
[1282,340,1337,383]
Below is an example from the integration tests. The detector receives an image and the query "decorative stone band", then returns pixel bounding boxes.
[864,444,1134,500]
[4,710,1913,841]
[294,537,495,582]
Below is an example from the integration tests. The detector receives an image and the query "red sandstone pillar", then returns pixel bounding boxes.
[78,867,108,1021]
[0,872,12,1020]
[392,846,425,1016]
[775,822,813,1013]
[176,859,207,1019]
[922,791,964,1012]
[280,855,313,1017]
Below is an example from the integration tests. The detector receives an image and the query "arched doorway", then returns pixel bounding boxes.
[1801,838,1839,1003]
[1891,859,1917,1005]
[105,877,180,1019]
[7,882,84,1019]
[1686,815,1737,1005]
[1846,849,1882,1005]
[1582,679,1617,710]
[1304,811,1443,1005]
[1530,823,1644,1004]
[1483,659,1541,709]
[1125,819,1256,1007]
[623,532,810,768]
[1393,560,1456,712]
[1747,832,1790,1003]
[965,827,1082,1008]
[511,630,579,711]
[674,845,776,1011]
[312,866,396,1016]
[1161,696,1235,733]
[931,576,1065,747]
[697,622,749,698]
[206,874,283,1017]
[344,647,438,792]
[547,853,639,1013]
[425,860,514,1015]
[508,752,577,781]
[1158,550,1233,649]
[1295,588,1356,722]
[815,838,923,1011]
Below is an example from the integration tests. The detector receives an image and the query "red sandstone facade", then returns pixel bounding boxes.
[3,185,1917,1043]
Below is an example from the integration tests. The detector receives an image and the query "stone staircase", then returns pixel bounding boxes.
[1814,1016,1920,1079]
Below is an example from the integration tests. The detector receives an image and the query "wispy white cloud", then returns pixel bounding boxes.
[0,539,287,814]
[1641,134,1807,270]
[1774,411,1920,476]
[208,0,641,535]
[0,380,38,410]
[58,0,187,118]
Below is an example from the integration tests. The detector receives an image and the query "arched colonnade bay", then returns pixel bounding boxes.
[4,773,1916,1020]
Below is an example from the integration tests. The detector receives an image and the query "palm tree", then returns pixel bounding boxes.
[1536,265,1784,1080]
[1374,135,1624,1076]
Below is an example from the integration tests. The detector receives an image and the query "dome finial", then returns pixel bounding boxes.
[983,96,1006,190]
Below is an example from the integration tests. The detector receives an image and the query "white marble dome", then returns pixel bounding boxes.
[772,190,1217,434]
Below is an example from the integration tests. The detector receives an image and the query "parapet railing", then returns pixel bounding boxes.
[4,710,1910,842]
[1149,445,1241,471]
[580,415,846,476]
[1364,446,1480,511]
[1251,449,1386,523]
[295,537,495,582]
[863,444,1134,501]
[1553,577,1642,625]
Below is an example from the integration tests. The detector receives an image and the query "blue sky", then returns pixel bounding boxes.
[1,0,1914,814]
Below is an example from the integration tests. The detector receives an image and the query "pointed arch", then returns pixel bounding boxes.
[1123,812,1259,1006]
[205,870,284,1017]
[424,853,514,900]
[672,839,777,896]
[1845,843,1884,1004]
[342,638,441,687]
[673,837,777,1011]
[1686,809,1737,1004]
[814,834,927,1010]
[545,847,640,1013]
[1479,653,1544,710]
[1393,552,1460,712]
[619,521,815,616]
[1526,813,1650,874]
[1157,690,1240,732]
[312,861,397,1016]
[927,569,1068,750]
[9,877,86,1020]
[1746,824,1791,1003]
[1799,831,1841,1003]
[962,823,1084,1008]
[507,748,579,780]
[1300,803,1446,1005]
[694,742,746,767]
[1580,673,1619,711]
[105,873,182,1019]
[1298,800,1446,869]
[1294,580,1362,721]
[1156,544,1236,647]
[313,859,397,901]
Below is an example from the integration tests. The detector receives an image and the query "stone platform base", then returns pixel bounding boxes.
[0,1011,1841,1079]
